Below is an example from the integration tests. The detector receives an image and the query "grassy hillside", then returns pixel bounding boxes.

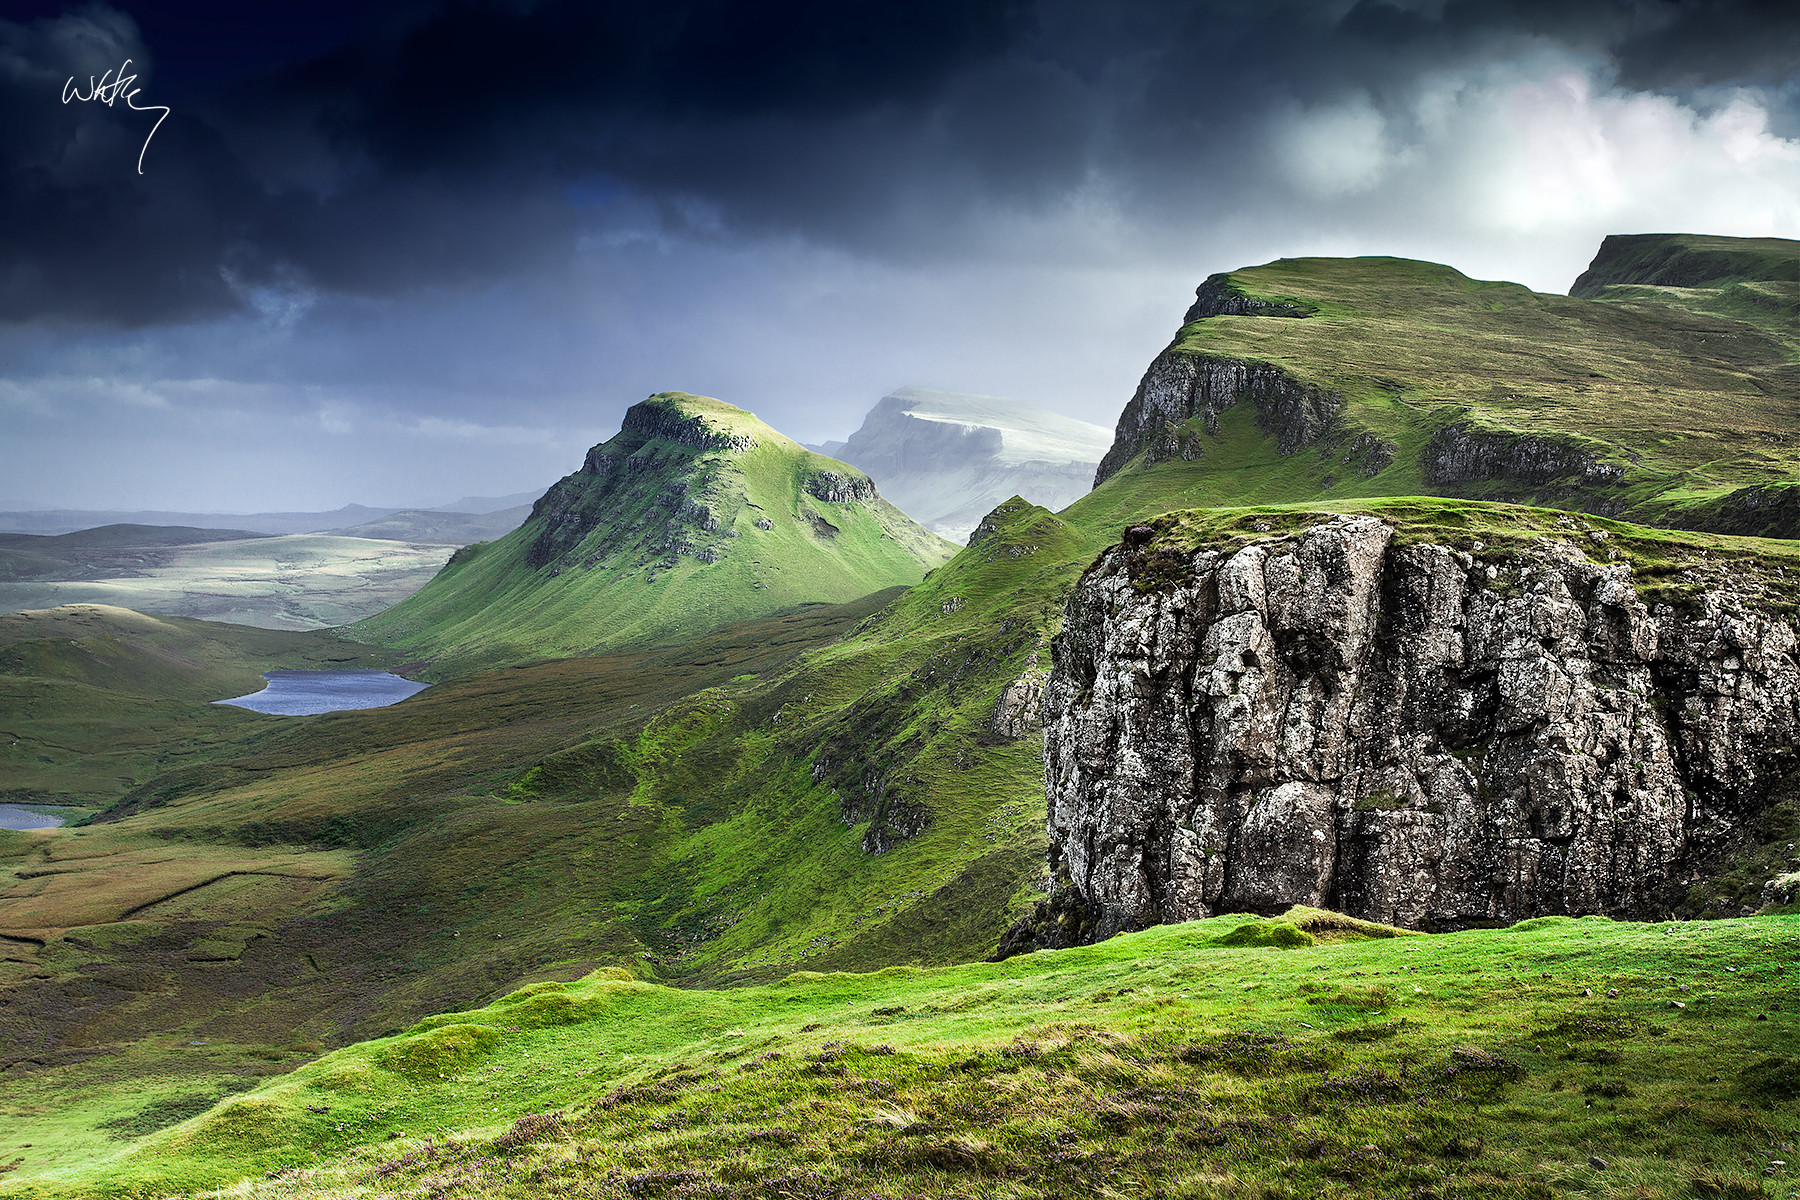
[0,605,395,805]
[354,393,956,675]
[1112,245,1800,532]
[10,910,1796,1198]
[0,594,921,1128]
[9,494,1797,1149]
[1571,232,1800,297]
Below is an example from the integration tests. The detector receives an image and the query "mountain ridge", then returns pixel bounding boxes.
[354,392,954,674]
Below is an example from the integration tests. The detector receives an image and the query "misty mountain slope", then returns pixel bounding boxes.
[1097,237,1800,535]
[354,393,956,674]
[826,386,1112,542]
[0,506,407,538]
[0,525,268,581]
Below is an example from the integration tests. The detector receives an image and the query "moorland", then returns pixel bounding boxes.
[2,233,1799,1198]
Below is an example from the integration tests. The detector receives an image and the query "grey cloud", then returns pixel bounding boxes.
[8,0,1800,328]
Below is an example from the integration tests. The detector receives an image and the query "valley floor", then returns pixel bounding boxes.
[0,535,456,631]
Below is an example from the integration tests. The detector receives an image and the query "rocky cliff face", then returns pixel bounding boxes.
[1182,273,1314,322]
[1422,424,1625,490]
[1094,352,1349,485]
[1041,515,1800,938]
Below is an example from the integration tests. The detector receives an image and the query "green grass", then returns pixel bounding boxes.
[0,605,398,805]
[0,591,935,1129]
[10,485,1800,1178]
[1128,250,1800,530]
[9,912,1795,1198]
[11,248,1800,1195]
[354,393,955,676]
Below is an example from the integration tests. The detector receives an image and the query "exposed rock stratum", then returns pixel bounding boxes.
[1040,514,1800,939]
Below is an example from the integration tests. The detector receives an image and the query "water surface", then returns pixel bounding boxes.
[0,805,76,830]
[215,669,428,716]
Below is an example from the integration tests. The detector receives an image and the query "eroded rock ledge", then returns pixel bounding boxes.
[1040,515,1800,941]
[1094,351,1347,485]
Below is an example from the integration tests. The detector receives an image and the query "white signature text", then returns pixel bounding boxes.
[62,59,170,175]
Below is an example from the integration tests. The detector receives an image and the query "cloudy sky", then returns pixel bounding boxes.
[3,0,1799,511]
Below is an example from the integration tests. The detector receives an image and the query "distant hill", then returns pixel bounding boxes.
[326,506,531,544]
[0,531,455,630]
[355,392,957,673]
[0,490,552,538]
[816,386,1112,542]
[0,524,267,583]
[430,490,545,514]
[0,505,405,537]
[1570,231,1800,296]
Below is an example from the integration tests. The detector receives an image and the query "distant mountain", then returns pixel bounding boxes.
[816,386,1112,543]
[430,490,546,514]
[0,505,404,537]
[326,506,531,544]
[0,524,267,579]
[0,491,552,538]
[356,392,956,674]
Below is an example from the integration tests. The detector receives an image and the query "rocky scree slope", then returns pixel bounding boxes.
[824,386,1112,543]
[1038,512,1800,940]
[354,393,953,674]
[1096,242,1800,533]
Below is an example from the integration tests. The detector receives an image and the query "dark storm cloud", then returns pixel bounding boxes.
[1614,1,1800,88]
[4,0,1799,327]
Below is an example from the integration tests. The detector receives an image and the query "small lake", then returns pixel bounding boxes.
[215,670,429,716]
[0,805,79,830]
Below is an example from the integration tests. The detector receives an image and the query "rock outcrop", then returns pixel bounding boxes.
[1041,515,1800,938]
[1094,352,1346,486]
[804,470,879,504]
[583,401,758,467]
[1423,423,1625,490]
[1183,273,1314,322]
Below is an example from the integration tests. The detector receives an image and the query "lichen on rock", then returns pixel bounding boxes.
[1041,515,1800,939]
